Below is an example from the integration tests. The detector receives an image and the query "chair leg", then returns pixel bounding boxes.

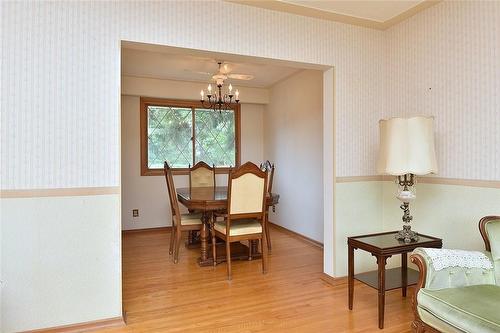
[265,211,272,252]
[248,240,253,260]
[226,240,232,280]
[212,229,217,267]
[169,226,175,255]
[174,230,182,264]
[262,234,268,274]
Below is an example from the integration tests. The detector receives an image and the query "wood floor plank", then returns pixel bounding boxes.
[98,226,414,332]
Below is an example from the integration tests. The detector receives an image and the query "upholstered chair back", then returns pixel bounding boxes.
[483,217,500,285]
[412,248,496,290]
[228,162,267,217]
[164,162,181,223]
[189,161,215,188]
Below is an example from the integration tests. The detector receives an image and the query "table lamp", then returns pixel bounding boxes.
[377,116,438,243]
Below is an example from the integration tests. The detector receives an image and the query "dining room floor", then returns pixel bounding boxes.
[99,226,414,333]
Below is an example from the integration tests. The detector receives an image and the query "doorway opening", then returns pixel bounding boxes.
[119,41,335,328]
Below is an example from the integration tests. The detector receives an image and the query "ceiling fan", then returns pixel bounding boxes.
[186,61,254,82]
[198,61,246,113]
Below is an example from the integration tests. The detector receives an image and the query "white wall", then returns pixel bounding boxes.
[264,70,324,242]
[335,181,383,276]
[0,195,122,332]
[383,183,500,251]
[121,90,265,230]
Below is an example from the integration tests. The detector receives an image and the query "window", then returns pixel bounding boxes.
[140,98,241,175]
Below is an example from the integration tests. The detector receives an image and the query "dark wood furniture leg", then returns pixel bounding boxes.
[200,213,209,264]
[226,240,232,280]
[169,226,175,255]
[348,244,354,310]
[251,240,258,257]
[377,256,387,329]
[265,209,272,252]
[262,231,268,273]
[402,253,408,297]
[211,218,217,267]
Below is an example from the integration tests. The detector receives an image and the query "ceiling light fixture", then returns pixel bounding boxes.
[199,62,240,113]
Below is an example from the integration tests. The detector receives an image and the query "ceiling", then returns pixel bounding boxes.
[280,0,423,23]
[226,0,439,30]
[121,47,302,88]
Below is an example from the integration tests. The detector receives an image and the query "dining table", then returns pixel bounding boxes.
[177,186,280,266]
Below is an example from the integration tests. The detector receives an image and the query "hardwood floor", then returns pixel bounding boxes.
[99,227,414,333]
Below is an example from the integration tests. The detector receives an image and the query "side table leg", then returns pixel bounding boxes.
[377,256,387,329]
[402,253,408,297]
[348,244,354,310]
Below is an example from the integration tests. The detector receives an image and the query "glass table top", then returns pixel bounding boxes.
[350,232,439,249]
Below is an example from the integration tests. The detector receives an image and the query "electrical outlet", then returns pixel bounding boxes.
[132,209,139,218]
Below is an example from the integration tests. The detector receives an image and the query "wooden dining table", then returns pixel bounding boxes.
[177,186,280,266]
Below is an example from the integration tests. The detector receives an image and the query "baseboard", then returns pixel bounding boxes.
[122,226,171,234]
[320,272,347,287]
[268,222,323,249]
[22,316,125,333]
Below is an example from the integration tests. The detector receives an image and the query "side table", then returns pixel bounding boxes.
[348,231,442,329]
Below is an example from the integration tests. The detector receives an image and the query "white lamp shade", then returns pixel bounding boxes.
[377,116,438,176]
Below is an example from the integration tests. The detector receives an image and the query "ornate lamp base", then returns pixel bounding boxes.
[395,174,419,243]
[396,225,419,243]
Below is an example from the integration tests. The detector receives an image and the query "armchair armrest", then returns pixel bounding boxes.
[411,248,495,291]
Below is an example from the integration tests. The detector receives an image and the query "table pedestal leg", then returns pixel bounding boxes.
[251,240,258,259]
[197,213,212,266]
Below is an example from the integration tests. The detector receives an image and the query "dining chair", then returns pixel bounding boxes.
[164,161,203,264]
[211,162,268,280]
[189,161,216,188]
[187,161,216,243]
[260,160,275,252]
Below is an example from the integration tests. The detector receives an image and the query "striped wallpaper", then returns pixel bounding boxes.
[1,1,498,189]
[1,0,385,189]
[386,1,500,181]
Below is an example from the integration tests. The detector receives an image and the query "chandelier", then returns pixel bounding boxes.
[199,62,240,113]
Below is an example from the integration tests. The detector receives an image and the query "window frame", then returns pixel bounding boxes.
[140,97,241,176]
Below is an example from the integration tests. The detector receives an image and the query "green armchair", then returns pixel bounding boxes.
[410,216,500,333]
